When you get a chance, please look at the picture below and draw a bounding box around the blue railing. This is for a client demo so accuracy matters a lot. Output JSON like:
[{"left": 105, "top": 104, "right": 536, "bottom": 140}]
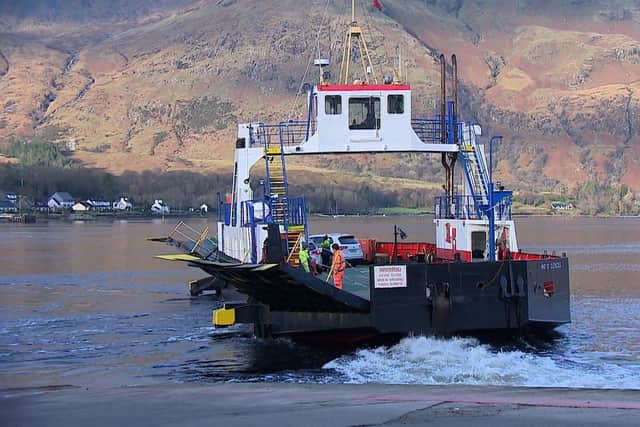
[
  {"left": 216, "top": 193, "right": 234, "bottom": 224},
  {"left": 287, "top": 196, "right": 306, "bottom": 226},
  {"left": 217, "top": 193, "right": 223, "bottom": 222},
  {"left": 460, "top": 122, "right": 490, "bottom": 200},
  {"left": 491, "top": 191, "right": 512, "bottom": 221},
  {"left": 249, "top": 120, "right": 313, "bottom": 148},
  {"left": 225, "top": 203, "right": 231, "bottom": 224},
  {"left": 434, "top": 192, "right": 512, "bottom": 221},
  {"left": 221, "top": 195, "right": 308, "bottom": 227}
]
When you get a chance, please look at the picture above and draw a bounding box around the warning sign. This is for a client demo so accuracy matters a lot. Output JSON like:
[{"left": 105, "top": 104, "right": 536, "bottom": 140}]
[{"left": 374, "top": 265, "right": 407, "bottom": 289}]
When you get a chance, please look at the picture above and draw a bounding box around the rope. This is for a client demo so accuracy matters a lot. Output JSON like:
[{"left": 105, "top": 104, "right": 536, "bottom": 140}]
[
  {"left": 287, "top": 0, "right": 332, "bottom": 120},
  {"left": 361, "top": 0, "right": 378, "bottom": 73}
]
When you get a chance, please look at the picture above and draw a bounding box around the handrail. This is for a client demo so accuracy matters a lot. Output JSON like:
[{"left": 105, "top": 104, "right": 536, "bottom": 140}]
[
  {"left": 248, "top": 116, "right": 466, "bottom": 147},
  {"left": 230, "top": 196, "right": 307, "bottom": 227},
  {"left": 434, "top": 193, "right": 512, "bottom": 221},
  {"left": 170, "top": 221, "right": 203, "bottom": 241},
  {"left": 249, "top": 120, "right": 312, "bottom": 148},
  {"left": 286, "top": 232, "right": 303, "bottom": 264},
  {"left": 191, "top": 226, "right": 209, "bottom": 253},
  {"left": 411, "top": 117, "right": 463, "bottom": 144},
  {"left": 168, "top": 221, "right": 216, "bottom": 257}
]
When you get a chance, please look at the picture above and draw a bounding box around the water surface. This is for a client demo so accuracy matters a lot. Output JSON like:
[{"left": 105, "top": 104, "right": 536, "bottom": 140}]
[{"left": 1, "top": 216, "right": 639, "bottom": 389}]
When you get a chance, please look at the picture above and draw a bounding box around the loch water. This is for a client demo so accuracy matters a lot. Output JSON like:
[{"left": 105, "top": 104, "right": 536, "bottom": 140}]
[{"left": 1, "top": 216, "right": 639, "bottom": 389}]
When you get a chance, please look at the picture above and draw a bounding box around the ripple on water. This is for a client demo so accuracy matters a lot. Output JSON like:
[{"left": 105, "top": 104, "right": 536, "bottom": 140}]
[{"left": 571, "top": 263, "right": 640, "bottom": 272}]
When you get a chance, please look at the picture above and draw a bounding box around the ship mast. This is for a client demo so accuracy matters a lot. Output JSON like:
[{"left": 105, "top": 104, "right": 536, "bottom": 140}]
[{"left": 338, "top": 0, "right": 377, "bottom": 85}]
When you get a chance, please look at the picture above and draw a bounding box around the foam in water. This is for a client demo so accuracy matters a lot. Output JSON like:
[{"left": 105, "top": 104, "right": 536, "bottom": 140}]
[{"left": 323, "top": 336, "right": 640, "bottom": 389}]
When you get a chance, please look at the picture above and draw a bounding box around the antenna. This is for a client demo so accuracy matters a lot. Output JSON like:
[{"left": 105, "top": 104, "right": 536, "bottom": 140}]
[
  {"left": 399, "top": 45, "right": 402, "bottom": 83},
  {"left": 393, "top": 45, "right": 403, "bottom": 84},
  {"left": 314, "top": 58, "right": 331, "bottom": 84}
]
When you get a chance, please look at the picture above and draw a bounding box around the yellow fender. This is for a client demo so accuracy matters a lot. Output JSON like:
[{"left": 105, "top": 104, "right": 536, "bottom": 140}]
[{"left": 212, "top": 307, "right": 235, "bottom": 327}]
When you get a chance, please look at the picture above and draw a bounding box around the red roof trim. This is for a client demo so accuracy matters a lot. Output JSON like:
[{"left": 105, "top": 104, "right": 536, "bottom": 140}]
[{"left": 318, "top": 84, "right": 411, "bottom": 91}]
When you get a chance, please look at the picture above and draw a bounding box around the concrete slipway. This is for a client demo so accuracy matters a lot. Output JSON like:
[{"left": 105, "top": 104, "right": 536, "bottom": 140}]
[{"left": 2, "top": 383, "right": 640, "bottom": 426}]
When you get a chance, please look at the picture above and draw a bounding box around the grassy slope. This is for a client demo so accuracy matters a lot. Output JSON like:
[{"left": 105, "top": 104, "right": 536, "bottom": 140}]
[{"left": 0, "top": 0, "right": 639, "bottom": 208}]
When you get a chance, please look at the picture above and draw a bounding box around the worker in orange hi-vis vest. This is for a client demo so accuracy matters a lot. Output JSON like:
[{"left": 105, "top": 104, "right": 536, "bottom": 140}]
[{"left": 330, "top": 243, "right": 346, "bottom": 290}]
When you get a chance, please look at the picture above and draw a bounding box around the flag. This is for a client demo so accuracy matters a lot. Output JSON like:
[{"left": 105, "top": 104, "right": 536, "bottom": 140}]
[{"left": 373, "top": 0, "right": 382, "bottom": 12}]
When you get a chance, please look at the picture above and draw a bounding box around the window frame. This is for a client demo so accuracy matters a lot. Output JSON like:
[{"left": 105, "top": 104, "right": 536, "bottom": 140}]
[
  {"left": 348, "top": 96, "right": 381, "bottom": 130},
  {"left": 324, "top": 95, "right": 342, "bottom": 115},
  {"left": 338, "top": 235, "right": 359, "bottom": 245},
  {"left": 387, "top": 94, "right": 404, "bottom": 114}
]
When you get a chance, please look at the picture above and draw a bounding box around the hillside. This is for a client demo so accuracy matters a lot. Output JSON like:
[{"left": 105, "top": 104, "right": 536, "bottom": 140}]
[{"left": 0, "top": 0, "right": 639, "bottom": 213}]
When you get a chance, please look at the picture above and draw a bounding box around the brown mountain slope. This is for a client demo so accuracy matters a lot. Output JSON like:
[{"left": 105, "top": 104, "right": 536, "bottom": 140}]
[{"left": 0, "top": 0, "right": 639, "bottom": 203}]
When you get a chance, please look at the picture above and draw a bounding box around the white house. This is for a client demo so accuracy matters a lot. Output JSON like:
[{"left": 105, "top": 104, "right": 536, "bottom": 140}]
[
  {"left": 113, "top": 197, "right": 133, "bottom": 211},
  {"left": 86, "top": 200, "right": 112, "bottom": 211},
  {"left": 151, "top": 199, "right": 170, "bottom": 214},
  {"left": 47, "top": 192, "right": 75, "bottom": 210},
  {"left": 72, "top": 201, "right": 91, "bottom": 212},
  {"left": 0, "top": 200, "right": 18, "bottom": 213},
  {"left": 4, "top": 192, "right": 17, "bottom": 203},
  {"left": 551, "top": 201, "right": 574, "bottom": 210}
]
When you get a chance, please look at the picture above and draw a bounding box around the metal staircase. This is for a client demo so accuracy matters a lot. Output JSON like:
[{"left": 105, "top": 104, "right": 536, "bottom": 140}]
[
  {"left": 264, "top": 129, "right": 306, "bottom": 266},
  {"left": 459, "top": 125, "right": 490, "bottom": 216},
  {"left": 284, "top": 225, "right": 305, "bottom": 267},
  {"left": 265, "top": 146, "right": 289, "bottom": 223}
]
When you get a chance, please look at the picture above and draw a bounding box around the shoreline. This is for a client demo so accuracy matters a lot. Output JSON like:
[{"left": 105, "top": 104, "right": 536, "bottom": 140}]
[
  {"left": 2, "top": 211, "right": 639, "bottom": 224},
  {"left": 3, "top": 382, "right": 639, "bottom": 426}
]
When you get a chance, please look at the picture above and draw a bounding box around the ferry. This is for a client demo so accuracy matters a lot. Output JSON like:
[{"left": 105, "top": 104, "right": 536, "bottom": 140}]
[{"left": 152, "top": 1, "right": 570, "bottom": 344}]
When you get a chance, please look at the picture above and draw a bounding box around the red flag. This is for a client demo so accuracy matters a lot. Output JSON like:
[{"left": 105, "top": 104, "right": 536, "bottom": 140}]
[{"left": 373, "top": 0, "right": 382, "bottom": 12}]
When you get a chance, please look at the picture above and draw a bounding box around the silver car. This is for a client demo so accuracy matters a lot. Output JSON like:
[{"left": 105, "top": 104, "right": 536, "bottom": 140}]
[{"left": 309, "top": 233, "right": 364, "bottom": 263}]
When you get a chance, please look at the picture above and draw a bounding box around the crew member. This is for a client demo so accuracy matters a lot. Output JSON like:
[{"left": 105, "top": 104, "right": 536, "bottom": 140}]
[
  {"left": 260, "top": 238, "right": 269, "bottom": 263},
  {"left": 320, "top": 235, "right": 332, "bottom": 268},
  {"left": 330, "top": 243, "right": 346, "bottom": 290},
  {"left": 497, "top": 229, "right": 509, "bottom": 260},
  {"left": 299, "top": 242, "right": 311, "bottom": 274}
]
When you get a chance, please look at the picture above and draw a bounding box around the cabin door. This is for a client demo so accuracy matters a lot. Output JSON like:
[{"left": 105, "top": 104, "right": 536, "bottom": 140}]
[
  {"left": 471, "top": 231, "right": 487, "bottom": 261},
  {"left": 348, "top": 96, "right": 381, "bottom": 141}
]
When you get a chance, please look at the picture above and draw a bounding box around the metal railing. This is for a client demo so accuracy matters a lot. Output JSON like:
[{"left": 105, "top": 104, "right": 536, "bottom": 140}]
[
  {"left": 169, "top": 221, "right": 215, "bottom": 255},
  {"left": 249, "top": 120, "right": 313, "bottom": 148},
  {"left": 411, "top": 117, "right": 464, "bottom": 144},
  {"left": 459, "top": 123, "right": 490, "bottom": 205},
  {"left": 247, "top": 117, "right": 466, "bottom": 147},
  {"left": 221, "top": 195, "right": 308, "bottom": 227},
  {"left": 434, "top": 193, "right": 512, "bottom": 221}
]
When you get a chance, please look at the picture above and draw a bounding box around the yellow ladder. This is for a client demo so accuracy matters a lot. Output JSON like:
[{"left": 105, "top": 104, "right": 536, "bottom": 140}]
[
  {"left": 284, "top": 224, "right": 305, "bottom": 266},
  {"left": 266, "top": 147, "right": 285, "bottom": 196},
  {"left": 266, "top": 147, "right": 288, "bottom": 222}
]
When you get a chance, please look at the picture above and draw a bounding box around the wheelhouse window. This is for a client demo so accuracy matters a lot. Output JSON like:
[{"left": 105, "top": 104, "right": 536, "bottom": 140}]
[
  {"left": 313, "top": 94, "right": 318, "bottom": 117},
  {"left": 387, "top": 94, "right": 404, "bottom": 114},
  {"left": 325, "top": 95, "right": 342, "bottom": 114},
  {"left": 349, "top": 97, "right": 380, "bottom": 129}
]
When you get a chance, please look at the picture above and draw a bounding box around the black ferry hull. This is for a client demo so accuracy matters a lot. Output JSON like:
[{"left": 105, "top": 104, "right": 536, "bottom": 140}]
[
  {"left": 369, "top": 257, "right": 570, "bottom": 337},
  {"left": 191, "top": 255, "right": 570, "bottom": 343}
]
